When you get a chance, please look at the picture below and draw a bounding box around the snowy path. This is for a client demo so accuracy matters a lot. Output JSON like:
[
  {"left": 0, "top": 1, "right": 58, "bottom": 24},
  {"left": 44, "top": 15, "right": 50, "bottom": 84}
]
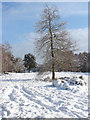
[{"left": 0, "top": 72, "right": 88, "bottom": 118}]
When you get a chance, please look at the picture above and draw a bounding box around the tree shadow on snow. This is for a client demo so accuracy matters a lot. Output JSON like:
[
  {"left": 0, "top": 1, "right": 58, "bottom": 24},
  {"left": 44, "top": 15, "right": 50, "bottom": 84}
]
[{"left": 44, "top": 85, "right": 54, "bottom": 87}]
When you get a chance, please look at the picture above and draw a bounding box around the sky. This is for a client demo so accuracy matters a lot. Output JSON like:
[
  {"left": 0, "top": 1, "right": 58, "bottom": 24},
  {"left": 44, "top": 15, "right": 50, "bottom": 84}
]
[{"left": 2, "top": 2, "right": 88, "bottom": 63}]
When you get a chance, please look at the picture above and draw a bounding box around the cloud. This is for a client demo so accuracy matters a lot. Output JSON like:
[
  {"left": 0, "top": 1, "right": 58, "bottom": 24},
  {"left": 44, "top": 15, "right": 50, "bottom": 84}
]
[
  {"left": 2, "top": 2, "right": 43, "bottom": 22},
  {"left": 62, "top": 9, "right": 87, "bottom": 17},
  {"left": 3, "top": 3, "right": 28, "bottom": 16},
  {"left": 59, "top": 3, "right": 88, "bottom": 17},
  {"left": 69, "top": 27, "right": 88, "bottom": 53},
  {"left": 12, "top": 32, "right": 41, "bottom": 62}
]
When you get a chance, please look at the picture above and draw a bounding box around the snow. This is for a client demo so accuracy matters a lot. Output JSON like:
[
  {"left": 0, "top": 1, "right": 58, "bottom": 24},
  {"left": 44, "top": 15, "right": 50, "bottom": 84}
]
[{"left": 0, "top": 72, "right": 88, "bottom": 118}]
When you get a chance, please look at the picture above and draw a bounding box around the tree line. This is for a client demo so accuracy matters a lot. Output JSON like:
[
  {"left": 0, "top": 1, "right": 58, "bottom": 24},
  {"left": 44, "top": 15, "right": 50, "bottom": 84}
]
[
  {"left": 0, "top": 43, "right": 89, "bottom": 73},
  {"left": 0, "top": 43, "right": 36, "bottom": 73}
]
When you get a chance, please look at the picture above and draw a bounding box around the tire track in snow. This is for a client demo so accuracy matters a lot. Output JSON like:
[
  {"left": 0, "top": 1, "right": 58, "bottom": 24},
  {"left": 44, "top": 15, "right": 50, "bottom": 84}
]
[
  {"left": 21, "top": 86, "right": 61, "bottom": 113},
  {"left": 20, "top": 85, "right": 88, "bottom": 118}
]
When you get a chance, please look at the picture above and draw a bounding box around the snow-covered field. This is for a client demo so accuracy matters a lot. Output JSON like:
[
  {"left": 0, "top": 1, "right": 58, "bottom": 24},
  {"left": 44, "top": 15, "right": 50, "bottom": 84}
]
[{"left": 0, "top": 72, "right": 88, "bottom": 118}]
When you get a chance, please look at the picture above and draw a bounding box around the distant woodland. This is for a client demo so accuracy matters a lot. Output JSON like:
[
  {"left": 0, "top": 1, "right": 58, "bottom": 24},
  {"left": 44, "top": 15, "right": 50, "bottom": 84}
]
[{"left": 0, "top": 43, "right": 89, "bottom": 73}]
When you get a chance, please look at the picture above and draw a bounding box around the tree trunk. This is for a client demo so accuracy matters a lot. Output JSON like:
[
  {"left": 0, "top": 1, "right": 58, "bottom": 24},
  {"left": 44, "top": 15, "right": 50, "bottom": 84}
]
[
  {"left": 52, "top": 61, "right": 55, "bottom": 80},
  {"left": 49, "top": 18, "right": 55, "bottom": 80},
  {"left": 29, "top": 67, "right": 30, "bottom": 73}
]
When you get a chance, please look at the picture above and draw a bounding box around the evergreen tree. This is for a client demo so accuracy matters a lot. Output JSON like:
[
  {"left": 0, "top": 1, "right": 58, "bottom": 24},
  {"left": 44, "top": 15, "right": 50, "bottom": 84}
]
[{"left": 24, "top": 53, "right": 36, "bottom": 72}]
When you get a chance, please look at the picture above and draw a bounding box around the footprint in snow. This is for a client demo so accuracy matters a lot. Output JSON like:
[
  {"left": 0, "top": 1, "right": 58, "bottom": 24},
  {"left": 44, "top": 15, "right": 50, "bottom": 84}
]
[
  {"left": 2, "top": 106, "right": 11, "bottom": 117},
  {"left": 14, "top": 85, "right": 19, "bottom": 89}
]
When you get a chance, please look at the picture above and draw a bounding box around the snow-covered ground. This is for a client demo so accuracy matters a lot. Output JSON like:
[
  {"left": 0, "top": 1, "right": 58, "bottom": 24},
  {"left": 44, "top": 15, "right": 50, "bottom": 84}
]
[{"left": 0, "top": 72, "right": 88, "bottom": 118}]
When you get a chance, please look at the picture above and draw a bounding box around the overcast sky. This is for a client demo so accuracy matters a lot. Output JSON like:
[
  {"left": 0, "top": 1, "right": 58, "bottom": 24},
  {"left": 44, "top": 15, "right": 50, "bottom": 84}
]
[{"left": 2, "top": 2, "right": 88, "bottom": 63}]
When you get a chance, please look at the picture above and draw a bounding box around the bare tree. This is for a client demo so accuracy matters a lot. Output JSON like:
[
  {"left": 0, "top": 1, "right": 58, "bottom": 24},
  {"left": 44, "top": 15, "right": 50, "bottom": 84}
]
[
  {"left": 13, "top": 57, "right": 25, "bottom": 73},
  {"left": 2, "top": 43, "right": 14, "bottom": 72},
  {"left": 0, "top": 44, "right": 2, "bottom": 73},
  {"left": 35, "top": 5, "right": 76, "bottom": 80}
]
